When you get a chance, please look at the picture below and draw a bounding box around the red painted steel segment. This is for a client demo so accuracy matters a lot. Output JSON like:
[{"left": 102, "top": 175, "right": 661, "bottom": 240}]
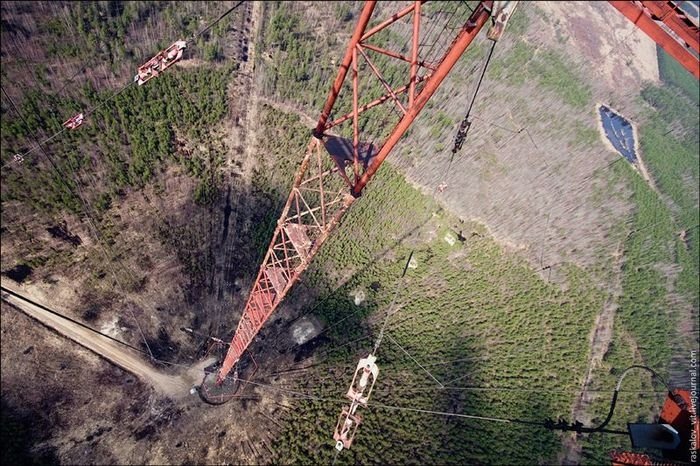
[
  {"left": 410, "top": 1, "right": 422, "bottom": 108},
  {"left": 218, "top": 1, "right": 493, "bottom": 382},
  {"left": 326, "top": 75, "right": 429, "bottom": 130},
  {"left": 609, "top": 1, "right": 699, "bottom": 79},
  {"left": 361, "top": 43, "right": 436, "bottom": 71},
  {"left": 314, "top": 1, "right": 377, "bottom": 138},
  {"left": 353, "top": 44, "right": 360, "bottom": 182},
  {"left": 644, "top": 1, "right": 699, "bottom": 52},
  {"left": 217, "top": 140, "right": 355, "bottom": 382},
  {"left": 217, "top": 142, "right": 313, "bottom": 381},
  {"left": 357, "top": 45, "right": 407, "bottom": 115},
  {"left": 351, "top": 2, "right": 493, "bottom": 196}
]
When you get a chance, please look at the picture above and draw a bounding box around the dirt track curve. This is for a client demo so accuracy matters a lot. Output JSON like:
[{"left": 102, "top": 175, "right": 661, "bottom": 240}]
[{"left": 0, "top": 280, "right": 212, "bottom": 399}]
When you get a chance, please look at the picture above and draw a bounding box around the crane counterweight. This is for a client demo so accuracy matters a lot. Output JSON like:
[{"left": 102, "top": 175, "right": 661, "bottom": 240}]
[
  {"left": 134, "top": 40, "right": 187, "bottom": 86},
  {"left": 333, "top": 354, "right": 379, "bottom": 451}
]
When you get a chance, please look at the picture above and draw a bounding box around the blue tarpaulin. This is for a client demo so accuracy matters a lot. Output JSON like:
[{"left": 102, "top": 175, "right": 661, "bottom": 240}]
[{"left": 598, "top": 105, "right": 637, "bottom": 163}]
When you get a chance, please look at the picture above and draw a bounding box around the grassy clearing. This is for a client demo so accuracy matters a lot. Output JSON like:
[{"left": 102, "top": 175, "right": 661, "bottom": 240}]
[
  {"left": 580, "top": 326, "right": 663, "bottom": 465},
  {"left": 657, "top": 46, "right": 700, "bottom": 106},
  {"left": 579, "top": 73, "right": 699, "bottom": 465},
  {"left": 270, "top": 170, "right": 603, "bottom": 464},
  {"left": 274, "top": 168, "right": 607, "bottom": 465},
  {"left": 637, "top": 121, "right": 699, "bottom": 306},
  {"left": 489, "top": 42, "right": 591, "bottom": 109},
  {"left": 636, "top": 84, "right": 699, "bottom": 307},
  {"left": 611, "top": 162, "right": 678, "bottom": 371},
  {"left": 251, "top": 105, "right": 606, "bottom": 464}
]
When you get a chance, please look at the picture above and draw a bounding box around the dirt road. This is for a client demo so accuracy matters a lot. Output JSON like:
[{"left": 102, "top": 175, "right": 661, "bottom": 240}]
[{"left": 0, "top": 280, "right": 206, "bottom": 399}]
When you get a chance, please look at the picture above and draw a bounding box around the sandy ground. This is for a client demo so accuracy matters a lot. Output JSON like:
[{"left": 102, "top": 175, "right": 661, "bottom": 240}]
[
  {"left": 536, "top": 1, "right": 659, "bottom": 91},
  {"left": 1, "top": 282, "right": 304, "bottom": 465},
  {"left": 1, "top": 279, "right": 193, "bottom": 398}
]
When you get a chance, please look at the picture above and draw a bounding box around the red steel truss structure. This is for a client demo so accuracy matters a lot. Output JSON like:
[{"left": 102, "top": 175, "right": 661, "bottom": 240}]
[
  {"left": 217, "top": 0, "right": 700, "bottom": 384},
  {"left": 217, "top": 0, "right": 496, "bottom": 382},
  {"left": 610, "top": 1, "right": 700, "bottom": 79}
]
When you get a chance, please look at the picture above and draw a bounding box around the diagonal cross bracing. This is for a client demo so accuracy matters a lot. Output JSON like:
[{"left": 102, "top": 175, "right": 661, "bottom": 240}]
[
  {"left": 218, "top": 1, "right": 494, "bottom": 383},
  {"left": 217, "top": 139, "right": 354, "bottom": 382}
]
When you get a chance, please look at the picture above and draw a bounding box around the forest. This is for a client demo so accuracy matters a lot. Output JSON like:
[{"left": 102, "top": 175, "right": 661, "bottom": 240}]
[
  {"left": 2, "top": 67, "right": 232, "bottom": 212},
  {"left": 255, "top": 106, "right": 605, "bottom": 464},
  {"left": 249, "top": 2, "right": 699, "bottom": 465}
]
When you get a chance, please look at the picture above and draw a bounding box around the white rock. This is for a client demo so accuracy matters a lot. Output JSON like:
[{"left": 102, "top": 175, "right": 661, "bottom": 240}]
[{"left": 352, "top": 290, "right": 366, "bottom": 306}]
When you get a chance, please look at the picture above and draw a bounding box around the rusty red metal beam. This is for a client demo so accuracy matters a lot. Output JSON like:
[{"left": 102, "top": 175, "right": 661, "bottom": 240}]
[
  {"left": 357, "top": 45, "right": 407, "bottom": 115},
  {"left": 218, "top": 0, "right": 492, "bottom": 384},
  {"left": 609, "top": 1, "right": 700, "bottom": 79},
  {"left": 314, "top": 1, "right": 377, "bottom": 138},
  {"left": 352, "top": 44, "right": 360, "bottom": 181},
  {"left": 361, "top": 43, "right": 436, "bottom": 72},
  {"left": 352, "top": 2, "right": 492, "bottom": 196},
  {"left": 325, "top": 75, "right": 428, "bottom": 130},
  {"left": 217, "top": 140, "right": 354, "bottom": 382},
  {"left": 410, "top": 2, "right": 422, "bottom": 107},
  {"left": 644, "top": 1, "right": 699, "bottom": 52}
]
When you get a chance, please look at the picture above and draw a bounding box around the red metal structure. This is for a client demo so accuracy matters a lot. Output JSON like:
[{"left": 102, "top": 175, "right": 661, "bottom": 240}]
[
  {"left": 217, "top": 0, "right": 498, "bottom": 383},
  {"left": 134, "top": 40, "right": 187, "bottom": 86},
  {"left": 611, "top": 389, "right": 700, "bottom": 465},
  {"left": 216, "top": 0, "right": 700, "bottom": 390},
  {"left": 610, "top": 1, "right": 700, "bottom": 79},
  {"left": 62, "top": 112, "right": 84, "bottom": 130}
]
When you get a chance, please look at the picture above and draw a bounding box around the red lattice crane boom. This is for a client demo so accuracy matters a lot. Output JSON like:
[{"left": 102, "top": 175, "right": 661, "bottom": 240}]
[
  {"left": 216, "top": 0, "right": 497, "bottom": 383},
  {"left": 216, "top": 0, "right": 700, "bottom": 387}
]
